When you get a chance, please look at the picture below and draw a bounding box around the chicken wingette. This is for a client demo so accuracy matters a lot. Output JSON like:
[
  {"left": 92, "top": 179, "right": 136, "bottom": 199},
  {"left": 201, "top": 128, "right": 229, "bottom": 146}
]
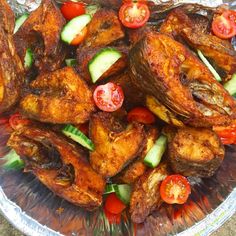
[
  {"left": 20, "top": 67, "right": 95, "bottom": 124},
  {"left": 129, "top": 32, "right": 236, "bottom": 127},
  {"left": 0, "top": 0, "right": 24, "bottom": 113},
  {"left": 8, "top": 125, "right": 105, "bottom": 210}
]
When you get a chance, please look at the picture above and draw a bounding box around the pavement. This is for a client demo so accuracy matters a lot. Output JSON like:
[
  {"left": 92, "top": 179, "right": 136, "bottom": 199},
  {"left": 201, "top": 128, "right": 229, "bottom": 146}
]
[{"left": 0, "top": 212, "right": 235, "bottom": 236}]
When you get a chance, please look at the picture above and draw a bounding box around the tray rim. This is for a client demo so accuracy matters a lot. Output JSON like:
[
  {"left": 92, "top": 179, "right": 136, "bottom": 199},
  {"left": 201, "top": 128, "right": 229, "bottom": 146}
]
[{"left": 0, "top": 185, "right": 236, "bottom": 236}]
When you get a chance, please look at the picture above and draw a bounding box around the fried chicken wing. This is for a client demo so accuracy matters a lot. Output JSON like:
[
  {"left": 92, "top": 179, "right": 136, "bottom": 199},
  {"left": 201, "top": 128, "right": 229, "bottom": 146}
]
[
  {"left": 0, "top": 0, "right": 24, "bottom": 113},
  {"left": 114, "top": 127, "right": 159, "bottom": 184},
  {"left": 20, "top": 67, "right": 95, "bottom": 124},
  {"left": 14, "top": 0, "right": 66, "bottom": 73},
  {"left": 8, "top": 125, "right": 105, "bottom": 210},
  {"left": 89, "top": 112, "right": 145, "bottom": 178},
  {"left": 160, "top": 9, "right": 236, "bottom": 81},
  {"left": 129, "top": 32, "right": 236, "bottom": 127},
  {"left": 130, "top": 163, "right": 170, "bottom": 223},
  {"left": 164, "top": 126, "right": 225, "bottom": 177}
]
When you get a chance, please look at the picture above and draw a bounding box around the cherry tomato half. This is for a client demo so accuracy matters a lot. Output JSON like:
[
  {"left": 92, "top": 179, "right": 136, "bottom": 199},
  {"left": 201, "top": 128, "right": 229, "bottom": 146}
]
[
  {"left": 212, "top": 14, "right": 236, "bottom": 39},
  {"left": 105, "top": 193, "right": 126, "bottom": 214},
  {"left": 61, "top": 1, "right": 85, "bottom": 20},
  {"left": 70, "top": 26, "right": 87, "bottom": 46},
  {"left": 9, "top": 113, "right": 31, "bottom": 130},
  {"left": 127, "top": 107, "right": 155, "bottom": 124},
  {"left": 160, "top": 174, "right": 191, "bottom": 205},
  {"left": 222, "top": 10, "right": 236, "bottom": 29},
  {"left": 119, "top": 2, "right": 150, "bottom": 29},
  {"left": 104, "top": 207, "right": 121, "bottom": 225},
  {"left": 93, "top": 82, "right": 124, "bottom": 112}
]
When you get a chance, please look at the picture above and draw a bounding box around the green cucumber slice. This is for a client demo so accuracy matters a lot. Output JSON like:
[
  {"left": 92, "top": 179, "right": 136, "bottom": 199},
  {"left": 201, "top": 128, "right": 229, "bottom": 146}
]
[
  {"left": 114, "top": 184, "right": 131, "bottom": 204},
  {"left": 144, "top": 135, "right": 167, "bottom": 168},
  {"left": 2, "top": 149, "right": 24, "bottom": 171},
  {"left": 65, "top": 59, "right": 77, "bottom": 67},
  {"left": 61, "top": 14, "right": 91, "bottom": 44},
  {"left": 104, "top": 184, "right": 117, "bottom": 194},
  {"left": 24, "top": 48, "right": 34, "bottom": 69},
  {"left": 88, "top": 48, "right": 122, "bottom": 83},
  {"left": 62, "top": 124, "right": 95, "bottom": 151},
  {"left": 14, "top": 14, "right": 29, "bottom": 34},
  {"left": 197, "top": 49, "right": 222, "bottom": 82},
  {"left": 224, "top": 74, "right": 236, "bottom": 96}
]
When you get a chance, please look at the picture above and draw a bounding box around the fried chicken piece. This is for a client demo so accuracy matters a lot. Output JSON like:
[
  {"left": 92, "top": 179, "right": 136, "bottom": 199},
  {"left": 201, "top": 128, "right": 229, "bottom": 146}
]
[
  {"left": 129, "top": 32, "right": 236, "bottom": 127},
  {"left": 20, "top": 67, "right": 95, "bottom": 124},
  {"left": 130, "top": 163, "right": 170, "bottom": 223},
  {"left": 114, "top": 127, "right": 159, "bottom": 184},
  {"left": 89, "top": 112, "right": 145, "bottom": 178},
  {"left": 14, "top": 0, "right": 66, "bottom": 73},
  {"left": 8, "top": 125, "right": 105, "bottom": 210},
  {"left": 0, "top": 0, "right": 24, "bottom": 113},
  {"left": 160, "top": 9, "right": 236, "bottom": 81},
  {"left": 81, "top": 8, "right": 124, "bottom": 48},
  {"left": 165, "top": 126, "right": 225, "bottom": 177}
]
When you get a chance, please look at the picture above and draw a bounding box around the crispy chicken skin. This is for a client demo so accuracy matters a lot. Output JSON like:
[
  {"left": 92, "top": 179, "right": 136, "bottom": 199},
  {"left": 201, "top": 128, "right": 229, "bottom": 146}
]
[
  {"left": 8, "top": 125, "right": 105, "bottom": 210},
  {"left": 81, "top": 8, "right": 124, "bottom": 48},
  {"left": 114, "top": 127, "right": 159, "bottom": 184},
  {"left": 160, "top": 9, "right": 236, "bottom": 81},
  {"left": 130, "top": 163, "right": 170, "bottom": 223},
  {"left": 0, "top": 0, "right": 24, "bottom": 113},
  {"left": 129, "top": 32, "right": 236, "bottom": 127},
  {"left": 165, "top": 126, "right": 225, "bottom": 177},
  {"left": 20, "top": 67, "right": 95, "bottom": 124},
  {"left": 89, "top": 112, "right": 145, "bottom": 178},
  {"left": 14, "top": 0, "right": 66, "bottom": 73}
]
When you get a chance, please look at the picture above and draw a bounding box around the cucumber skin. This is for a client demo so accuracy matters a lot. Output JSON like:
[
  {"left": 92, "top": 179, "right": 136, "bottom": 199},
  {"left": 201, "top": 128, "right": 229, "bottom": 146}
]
[
  {"left": 14, "top": 14, "right": 29, "bottom": 34},
  {"left": 65, "top": 59, "right": 77, "bottom": 67},
  {"left": 88, "top": 48, "right": 122, "bottom": 83},
  {"left": 104, "top": 184, "right": 117, "bottom": 194},
  {"left": 3, "top": 150, "right": 24, "bottom": 171},
  {"left": 114, "top": 184, "right": 131, "bottom": 205},
  {"left": 24, "top": 48, "right": 34, "bottom": 69}
]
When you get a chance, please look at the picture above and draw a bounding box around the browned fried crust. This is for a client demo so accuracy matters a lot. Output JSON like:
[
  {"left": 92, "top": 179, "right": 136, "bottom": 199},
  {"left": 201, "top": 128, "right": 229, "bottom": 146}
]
[
  {"left": 14, "top": 0, "right": 66, "bottom": 73},
  {"left": 114, "top": 127, "right": 159, "bottom": 184},
  {"left": 89, "top": 112, "right": 145, "bottom": 178},
  {"left": 8, "top": 125, "right": 105, "bottom": 210},
  {"left": 20, "top": 67, "right": 95, "bottom": 124},
  {"left": 160, "top": 9, "right": 236, "bottom": 81},
  {"left": 129, "top": 32, "right": 236, "bottom": 127},
  {"left": 0, "top": 0, "right": 24, "bottom": 113},
  {"left": 130, "top": 163, "right": 170, "bottom": 223},
  {"left": 167, "top": 126, "right": 225, "bottom": 177}
]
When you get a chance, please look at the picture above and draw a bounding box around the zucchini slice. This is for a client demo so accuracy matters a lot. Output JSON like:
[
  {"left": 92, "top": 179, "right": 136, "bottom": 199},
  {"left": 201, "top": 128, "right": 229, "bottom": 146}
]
[
  {"left": 144, "top": 135, "right": 167, "bottom": 168},
  {"left": 114, "top": 184, "right": 131, "bottom": 204},
  {"left": 65, "top": 58, "right": 77, "bottom": 67},
  {"left": 197, "top": 49, "right": 222, "bottom": 82},
  {"left": 61, "top": 14, "right": 91, "bottom": 44},
  {"left": 88, "top": 48, "right": 122, "bottom": 83},
  {"left": 62, "top": 124, "right": 95, "bottom": 151},
  {"left": 14, "top": 14, "right": 29, "bottom": 34},
  {"left": 224, "top": 73, "right": 236, "bottom": 96},
  {"left": 24, "top": 48, "right": 34, "bottom": 69}
]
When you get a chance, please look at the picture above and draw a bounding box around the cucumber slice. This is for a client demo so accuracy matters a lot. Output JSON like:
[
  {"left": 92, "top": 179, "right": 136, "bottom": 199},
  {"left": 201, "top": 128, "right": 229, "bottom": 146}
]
[
  {"left": 197, "top": 49, "right": 222, "bottom": 82},
  {"left": 86, "top": 4, "right": 100, "bottom": 16},
  {"left": 14, "top": 14, "right": 29, "bottom": 34},
  {"left": 61, "top": 14, "right": 91, "bottom": 44},
  {"left": 104, "top": 184, "right": 117, "bottom": 194},
  {"left": 24, "top": 48, "right": 34, "bottom": 69},
  {"left": 88, "top": 48, "right": 122, "bottom": 83},
  {"left": 62, "top": 124, "right": 95, "bottom": 151},
  {"left": 2, "top": 149, "right": 24, "bottom": 171},
  {"left": 144, "top": 135, "right": 167, "bottom": 168},
  {"left": 224, "top": 74, "right": 236, "bottom": 96},
  {"left": 65, "top": 59, "right": 77, "bottom": 67},
  {"left": 114, "top": 184, "right": 131, "bottom": 204}
]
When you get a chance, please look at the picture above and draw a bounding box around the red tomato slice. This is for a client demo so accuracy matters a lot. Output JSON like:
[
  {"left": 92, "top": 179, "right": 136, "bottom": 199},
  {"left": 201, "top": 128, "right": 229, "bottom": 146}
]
[
  {"left": 223, "top": 10, "right": 236, "bottom": 29},
  {"left": 9, "top": 113, "right": 31, "bottom": 130},
  {"left": 127, "top": 107, "right": 155, "bottom": 124},
  {"left": 70, "top": 27, "right": 87, "bottom": 46},
  {"left": 119, "top": 2, "right": 150, "bottom": 29},
  {"left": 105, "top": 193, "right": 126, "bottom": 214},
  {"left": 212, "top": 15, "right": 236, "bottom": 39},
  {"left": 104, "top": 207, "right": 121, "bottom": 225},
  {"left": 61, "top": 1, "right": 85, "bottom": 20},
  {"left": 93, "top": 82, "right": 124, "bottom": 112},
  {"left": 160, "top": 174, "right": 191, "bottom": 205}
]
